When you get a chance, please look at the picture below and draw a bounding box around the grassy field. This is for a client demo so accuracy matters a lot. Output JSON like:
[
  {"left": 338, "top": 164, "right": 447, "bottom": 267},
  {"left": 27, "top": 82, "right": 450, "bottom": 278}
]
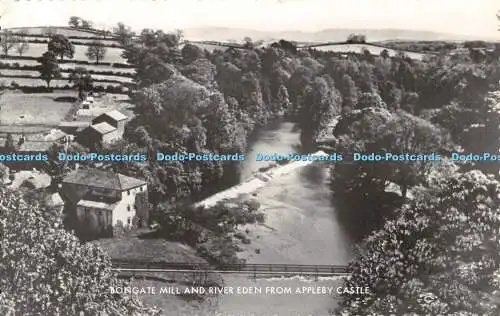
[
  {"left": 14, "top": 35, "right": 121, "bottom": 46},
  {"left": 0, "top": 60, "right": 135, "bottom": 74},
  {"left": 0, "top": 59, "right": 39, "bottom": 66},
  {"left": 303, "top": 43, "right": 430, "bottom": 60},
  {"left": 0, "top": 69, "right": 134, "bottom": 83},
  {"left": 0, "top": 77, "right": 123, "bottom": 88},
  {"left": 7, "top": 26, "right": 113, "bottom": 38},
  {"left": 6, "top": 42, "right": 126, "bottom": 64},
  {"left": 58, "top": 63, "right": 135, "bottom": 74},
  {"left": 0, "top": 90, "right": 76, "bottom": 125}
]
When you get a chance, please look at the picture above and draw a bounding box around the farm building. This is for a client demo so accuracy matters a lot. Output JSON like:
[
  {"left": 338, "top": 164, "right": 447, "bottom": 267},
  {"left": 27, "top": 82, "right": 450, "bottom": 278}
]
[
  {"left": 91, "top": 110, "right": 128, "bottom": 136},
  {"left": 77, "top": 110, "right": 128, "bottom": 148},
  {"left": 60, "top": 167, "right": 149, "bottom": 237}
]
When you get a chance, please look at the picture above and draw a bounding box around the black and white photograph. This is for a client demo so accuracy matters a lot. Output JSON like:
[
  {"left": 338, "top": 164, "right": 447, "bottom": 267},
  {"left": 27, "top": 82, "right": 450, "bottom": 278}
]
[{"left": 0, "top": 0, "right": 500, "bottom": 315}]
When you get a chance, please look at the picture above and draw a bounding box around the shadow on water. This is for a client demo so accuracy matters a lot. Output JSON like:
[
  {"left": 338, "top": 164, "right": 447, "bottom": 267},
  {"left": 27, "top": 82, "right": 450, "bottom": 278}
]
[{"left": 330, "top": 190, "right": 404, "bottom": 242}]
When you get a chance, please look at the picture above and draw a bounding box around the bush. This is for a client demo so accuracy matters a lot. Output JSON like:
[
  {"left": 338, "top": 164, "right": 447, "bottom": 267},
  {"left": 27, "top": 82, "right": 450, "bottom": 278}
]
[
  {"left": 112, "top": 62, "right": 134, "bottom": 68},
  {"left": 0, "top": 188, "right": 159, "bottom": 315},
  {"left": 20, "top": 86, "right": 54, "bottom": 93}
]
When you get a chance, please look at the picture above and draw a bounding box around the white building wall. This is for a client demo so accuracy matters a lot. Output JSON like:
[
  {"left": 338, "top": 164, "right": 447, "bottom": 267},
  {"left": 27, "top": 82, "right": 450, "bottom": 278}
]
[
  {"left": 102, "top": 130, "right": 121, "bottom": 144},
  {"left": 112, "top": 185, "right": 147, "bottom": 227}
]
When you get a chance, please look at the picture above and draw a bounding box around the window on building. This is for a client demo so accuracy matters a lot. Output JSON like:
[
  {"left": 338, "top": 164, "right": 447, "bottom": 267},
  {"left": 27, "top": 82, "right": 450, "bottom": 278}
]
[
  {"left": 140, "top": 186, "right": 143, "bottom": 192},
  {"left": 127, "top": 205, "right": 131, "bottom": 212},
  {"left": 127, "top": 190, "right": 130, "bottom": 196},
  {"left": 127, "top": 217, "right": 131, "bottom": 225}
]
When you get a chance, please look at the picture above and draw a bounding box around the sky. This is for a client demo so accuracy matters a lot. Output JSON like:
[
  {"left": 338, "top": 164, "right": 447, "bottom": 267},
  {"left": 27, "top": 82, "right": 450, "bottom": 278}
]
[{"left": 0, "top": 0, "right": 499, "bottom": 38}]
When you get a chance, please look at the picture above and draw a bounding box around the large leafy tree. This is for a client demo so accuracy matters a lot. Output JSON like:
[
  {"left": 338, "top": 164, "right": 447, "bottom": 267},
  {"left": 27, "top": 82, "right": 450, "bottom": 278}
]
[
  {"left": 0, "top": 188, "right": 159, "bottom": 315},
  {"left": 372, "top": 111, "right": 451, "bottom": 198},
  {"left": 337, "top": 170, "right": 500, "bottom": 316},
  {"left": 85, "top": 40, "right": 107, "bottom": 64},
  {"left": 69, "top": 67, "right": 93, "bottom": 100},
  {"left": 1, "top": 31, "right": 17, "bottom": 56},
  {"left": 113, "top": 22, "right": 135, "bottom": 45},
  {"left": 299, "top": 75, "right": 341, "bottom": 149},
  {"left": 48, "top": 34, "right": 75, "bottom": 61},
  {"left": 37, "top": 51, "right": 61, "bottom": 88},
  {"left": 68, "top": 16, "right": 81, "bottom": 28}
]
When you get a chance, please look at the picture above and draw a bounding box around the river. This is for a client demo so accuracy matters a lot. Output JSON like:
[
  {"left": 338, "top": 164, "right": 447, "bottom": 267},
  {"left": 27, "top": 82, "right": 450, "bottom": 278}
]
[{"left": 212, "top": 120, "right": 354, "bottom": 316}]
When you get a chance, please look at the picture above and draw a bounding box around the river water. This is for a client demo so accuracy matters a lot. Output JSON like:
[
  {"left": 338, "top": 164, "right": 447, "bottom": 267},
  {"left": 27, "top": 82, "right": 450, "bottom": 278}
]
[{"left": 212, "top": 120, "right": 354, "bottom": 316}]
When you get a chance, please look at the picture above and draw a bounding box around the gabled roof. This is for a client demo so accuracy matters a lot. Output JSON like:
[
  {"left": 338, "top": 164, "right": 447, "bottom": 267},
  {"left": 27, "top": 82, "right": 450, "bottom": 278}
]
[
  {"left": 98, "top": 110, "right": 128, "bottom": 122},
  {"left": 77, "top": 199, "right": 118, "bottom": 210},
  {"left": 62, "top": 168, "right": 147, "bottom": 191},
  {"left": 90, "top": 122, "right": 116, "bottom": 135}
]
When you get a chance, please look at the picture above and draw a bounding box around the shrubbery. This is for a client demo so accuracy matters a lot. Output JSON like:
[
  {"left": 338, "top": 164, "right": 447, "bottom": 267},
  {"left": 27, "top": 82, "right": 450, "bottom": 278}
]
[
  {"left": 0, "top": 62, "right": 134, "bottom": 77},
  {"left": 0, "top": 82, "right": 127, "bottom": 94},
  {"left": 153, "top": 200, "right": 263, "bottom": 266},
  {"left": 0, "top": 188, "right": 159, "bottom": 315},
  {"left": 0, "top": 56, "right": 134, "bottom": 68}
]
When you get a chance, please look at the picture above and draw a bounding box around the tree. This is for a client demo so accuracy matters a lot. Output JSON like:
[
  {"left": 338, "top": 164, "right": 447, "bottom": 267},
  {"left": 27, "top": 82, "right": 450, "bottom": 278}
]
[
  {"left": 85, "top": 41, "right": 107, "bottom": 64},
  {"left": 380, "top": 49, "right": 390, "bottom": 59},
  {"left": 1, "top": 31, "right": 16, "bottom": 56},
  {"left": 15, "top": 41, "right": 29, "bottom": 56},
  {"left": 373, "top": 111, "right": 451, "bottom": 198},
  {"left": 0, "top": 188, "right": 160, "bottom": 315},
  {"left": 357, "top": 91, "right": 387, "bottom": 109},
  {"left": 48, "top": 35, "right": 74, "bottom": 61},
  {"left": 347, "top": 33, "right": 367, "bottom": 43},
  {"left": 337, "top": 170, "right": 500, "bottom": 316},
  {"left": 181, "top": 58, "right": 217, "bottom": 89},
  {"left": 276, "top": 84, "right": 291, "bottom": 112},
  {"left": 181, "top": 43, "right": 206, "bottom": 64},
  {"left": 3, "top": 133, "right": 15, "bottom": 151},
  {"left": 37, "top": 51, "right": 61, "bottom": 88},
  {"left": 69, "top": 67, "right": 93, "bottom": 100},
  {"left": 113, "top": 22, "right": 135, "bottom": 45},
  {"left": 338, "top": 74, "right": 359, "bottom": 111},
  {"left": 299, "top": 76, "right": 341, "bottom": 148},
  {"left": 243, "top": 37, "right": 254, "bottom": 48},
  {"left": 0, "top": 163, "right": 7, "bottom": 184},
  {"left": 80, "top": 19, "right": 93, "bottom": 29},
  {"left": 68, "top": 16, "right": 81, "bottom": 28}
]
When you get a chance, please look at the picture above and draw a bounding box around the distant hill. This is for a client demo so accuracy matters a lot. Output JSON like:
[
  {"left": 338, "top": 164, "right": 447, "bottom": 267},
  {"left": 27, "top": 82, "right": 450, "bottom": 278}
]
[
  {"left": 5, "top": 26, "right": 115, "bottom": 39},
  {"left": 182, "top": 27, "right": 498, "bottom": 43}
]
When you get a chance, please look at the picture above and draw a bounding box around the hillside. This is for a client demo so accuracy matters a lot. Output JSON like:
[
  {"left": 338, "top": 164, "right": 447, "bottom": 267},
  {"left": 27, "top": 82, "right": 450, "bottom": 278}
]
[
  {"left": 182, "top": 27, "right": 496, "bottom": 43},
  {"left": 6, "top": 26, "right": 115, "bottom": 39},
  {"left": 0, "top": 26, "right": 131, "bottom": 92}
]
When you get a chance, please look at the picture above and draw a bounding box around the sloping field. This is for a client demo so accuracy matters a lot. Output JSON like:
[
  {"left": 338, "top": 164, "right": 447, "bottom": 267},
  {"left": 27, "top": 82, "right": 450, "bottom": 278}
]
[
  {"left": 12, "top": 42, "right": 126, "bottom": 64},
  {"left": 58, "top": 63, "right": 135, "bottom": 74},
  {"left": 0, "top": 59, "right": 39, "bottom": 66},
  {"left": 0, "top": 60, "right": 135, "bottom": 73},
  {"left": 303, "top": 43, "right": 429, "bottom": 60},
  {"left": 183, "top": 42, "right": 242, "bottom": 52},
  {"left": 14, "top": 35, "right": 121, "bottom": 46},
  {"left": 0, "top": 90, "right": 75, "bottom": 125},
  {"left": 0, "top": 69, "right": 133, "bottom": 83},
  {"left": 0, "top": 78, "right": 122, "bottom": 88},
  {"left": 6, "top": 26, "right": 112, "bottom": 38}
]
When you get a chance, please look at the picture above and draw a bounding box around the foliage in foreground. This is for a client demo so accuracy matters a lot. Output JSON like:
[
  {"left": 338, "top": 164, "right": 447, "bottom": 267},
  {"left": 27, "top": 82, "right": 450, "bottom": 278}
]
[
  {"left": 154, "top": 200, "right": 263, "bottom": 266},
  {"left": 0, "top": 188, "right": 159, "bottom": 315},
  {"left": 337, "top": 170, "right": 500, "bottom": 316}
]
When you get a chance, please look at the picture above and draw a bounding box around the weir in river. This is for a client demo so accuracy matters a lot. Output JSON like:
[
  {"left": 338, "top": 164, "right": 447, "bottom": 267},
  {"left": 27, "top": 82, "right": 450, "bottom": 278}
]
[{"left": 195, "top": 150, "right": 330, "bottom": 208}]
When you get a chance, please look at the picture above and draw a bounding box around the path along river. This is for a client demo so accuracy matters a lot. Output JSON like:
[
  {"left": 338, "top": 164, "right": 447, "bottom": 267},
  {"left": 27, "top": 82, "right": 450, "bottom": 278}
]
[{"left": 211, "top": 120, "right": 355, "bottom": 316}]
